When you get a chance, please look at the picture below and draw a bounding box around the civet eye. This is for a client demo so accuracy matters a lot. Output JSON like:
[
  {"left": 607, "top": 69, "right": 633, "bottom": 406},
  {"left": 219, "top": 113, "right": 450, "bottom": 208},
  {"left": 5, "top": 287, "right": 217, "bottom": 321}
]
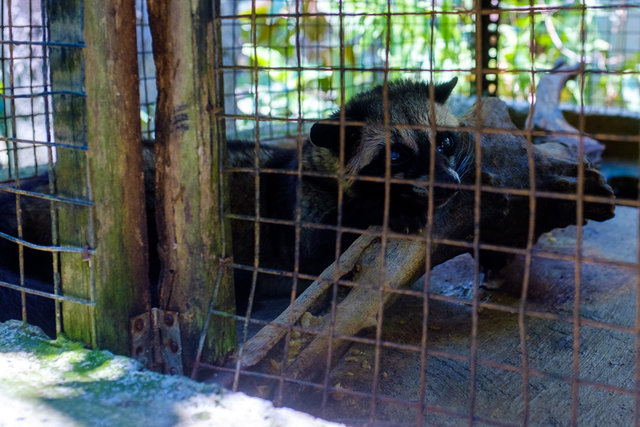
[
  {"left": 391, "top": 151, "right": 401, "bottom": 162},
  {"left": 436, "top": 133, "right": 455, "bottom": 155}
]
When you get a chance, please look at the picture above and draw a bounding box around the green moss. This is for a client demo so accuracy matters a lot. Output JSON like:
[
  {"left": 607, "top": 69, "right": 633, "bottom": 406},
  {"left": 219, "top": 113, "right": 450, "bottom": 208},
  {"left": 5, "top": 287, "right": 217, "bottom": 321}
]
[
  {"left": 34, "top": 334, "right": 86, "bottom": 356},
  {"left": 0, "top": 320, "right": 335, "bottom": 427},
  {"left": 71, "top": 349, "right": 114, "bottom": 374}
]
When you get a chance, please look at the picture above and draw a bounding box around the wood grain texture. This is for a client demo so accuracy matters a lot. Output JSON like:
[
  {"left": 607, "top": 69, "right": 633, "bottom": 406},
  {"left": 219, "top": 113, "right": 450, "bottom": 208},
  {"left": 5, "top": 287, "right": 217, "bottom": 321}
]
[
  {"left": 49, "top": 0, "right": 150, "bottom": 351},
  {"left": 148, "top": 0, "right": 236, "bottom": 369}
]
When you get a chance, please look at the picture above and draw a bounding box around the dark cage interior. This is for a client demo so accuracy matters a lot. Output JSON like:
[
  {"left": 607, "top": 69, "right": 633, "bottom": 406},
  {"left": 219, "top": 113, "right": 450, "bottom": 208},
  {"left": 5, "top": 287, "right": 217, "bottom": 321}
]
[{"left": 1, "top": 0, "right": 640, "bottom": 425}]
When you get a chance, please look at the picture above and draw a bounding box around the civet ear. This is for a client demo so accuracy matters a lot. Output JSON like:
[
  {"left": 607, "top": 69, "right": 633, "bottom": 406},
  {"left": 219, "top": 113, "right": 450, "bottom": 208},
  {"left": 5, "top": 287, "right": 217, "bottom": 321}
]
[
  {"left": 309, "top": 117, "right": 362, "bottom": 155},
  {"left": 433, "top": 77, "right": 458, "bottom": 104}
]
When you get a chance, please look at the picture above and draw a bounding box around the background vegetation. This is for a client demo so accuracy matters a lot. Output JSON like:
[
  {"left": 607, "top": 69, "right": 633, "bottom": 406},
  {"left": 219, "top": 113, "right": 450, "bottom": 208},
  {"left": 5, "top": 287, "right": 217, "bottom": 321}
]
[{"left": 223, "top": 0, "right": 640, "bottom": 135}]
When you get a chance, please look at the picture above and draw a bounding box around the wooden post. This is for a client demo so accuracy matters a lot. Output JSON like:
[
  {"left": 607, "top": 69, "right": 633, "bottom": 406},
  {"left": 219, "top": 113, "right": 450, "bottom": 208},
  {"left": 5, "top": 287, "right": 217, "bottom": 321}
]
[
  {"left": 49, "top": 0, "right": 151, "bottom": 353},
  {"left": 147, "top": 0, "right": 237, "bottom": 370}
]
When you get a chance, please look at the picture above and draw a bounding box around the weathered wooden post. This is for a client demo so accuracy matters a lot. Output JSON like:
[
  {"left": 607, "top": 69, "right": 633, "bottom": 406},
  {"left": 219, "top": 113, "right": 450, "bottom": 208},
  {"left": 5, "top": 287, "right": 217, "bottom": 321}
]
[
  {"left": 49, "top": 0, "right": 151, "bottom": 353},
  {"left": 147, "top": 0, "right": 237, "bottom": 370}
]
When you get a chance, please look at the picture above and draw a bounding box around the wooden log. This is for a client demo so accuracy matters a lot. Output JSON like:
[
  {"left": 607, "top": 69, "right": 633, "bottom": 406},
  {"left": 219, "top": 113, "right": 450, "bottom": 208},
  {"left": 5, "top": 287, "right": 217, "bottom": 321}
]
[
  {"left": 285, "top": 235, "right": 428, "bottom": 382},
  {"left": 238, "top": 232, "right": 380, "bottom": 368},
  {"left": 147, "top": 0, "right": 236, "bottom": 370},
  {"left": 527, "top": 60, "right": 605, "bottom": 164}
]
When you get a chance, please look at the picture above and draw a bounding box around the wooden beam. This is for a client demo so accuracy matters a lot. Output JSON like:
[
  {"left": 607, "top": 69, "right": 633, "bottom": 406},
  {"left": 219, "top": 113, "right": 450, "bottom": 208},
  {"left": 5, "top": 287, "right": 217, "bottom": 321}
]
[
  {"left": 50, "top": 0, "right": 151, "bottom": 352},
  {"left": 147, "top": 0, "right": 236, "bottom": 370}
]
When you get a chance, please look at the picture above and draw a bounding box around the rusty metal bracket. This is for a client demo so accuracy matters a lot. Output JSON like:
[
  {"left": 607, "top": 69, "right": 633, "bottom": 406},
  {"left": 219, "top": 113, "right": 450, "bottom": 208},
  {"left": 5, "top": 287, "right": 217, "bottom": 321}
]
[
  {"left": 130, "top": 308, "right": 183, "bottom": 375},
  {"left": 130, "top": 312, "right": 153, "bottom": 369},
  {"left": 153, "top": 308, "right": 183, "bottom": 375}
]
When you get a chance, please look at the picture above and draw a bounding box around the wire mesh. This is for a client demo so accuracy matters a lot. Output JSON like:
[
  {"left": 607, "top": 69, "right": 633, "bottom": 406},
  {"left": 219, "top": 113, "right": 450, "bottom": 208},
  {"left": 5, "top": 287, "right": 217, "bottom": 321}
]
[
  {"left": 136, "top": 0, "right": 155, "bottom": 142},
  {"left": 191, "top": 0, "right": 640, "bottom": 425},
  {"left": 0, "top": 0, "right": 92, "bottom": 338},
  {"left": 0, "top": 0, "right": 639, "bottom": 425}
]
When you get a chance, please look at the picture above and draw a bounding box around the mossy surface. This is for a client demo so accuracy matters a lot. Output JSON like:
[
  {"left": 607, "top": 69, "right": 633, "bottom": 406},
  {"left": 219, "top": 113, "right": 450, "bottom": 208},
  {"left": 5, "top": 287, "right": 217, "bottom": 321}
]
[{"left": 0, "top": 320, "right": 340, "bottom": 426}]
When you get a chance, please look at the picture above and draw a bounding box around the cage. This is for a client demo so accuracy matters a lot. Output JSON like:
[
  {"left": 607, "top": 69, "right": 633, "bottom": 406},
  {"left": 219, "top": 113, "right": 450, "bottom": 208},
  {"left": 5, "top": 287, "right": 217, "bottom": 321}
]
[
  {"left": 0, "top": 0, "right": 639, "bottom": 425},
  {"left": 0, "top": 0, "right": 92, "bottom": 339},
  {"left": 0, "top": 0, "right": 151, "bottom": 353}
]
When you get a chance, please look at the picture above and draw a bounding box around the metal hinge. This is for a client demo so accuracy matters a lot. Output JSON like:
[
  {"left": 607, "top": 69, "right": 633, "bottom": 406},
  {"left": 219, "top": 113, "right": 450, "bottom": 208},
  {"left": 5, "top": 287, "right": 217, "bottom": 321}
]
[{"left": 130, "top": 308, "right": 183, "bottom": 375}]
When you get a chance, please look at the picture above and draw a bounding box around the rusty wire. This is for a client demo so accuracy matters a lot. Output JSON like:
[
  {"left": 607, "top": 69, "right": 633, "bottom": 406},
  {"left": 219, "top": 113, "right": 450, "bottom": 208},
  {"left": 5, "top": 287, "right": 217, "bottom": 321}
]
[
  {"left": 195, "top": 0, "right": 640, "bottom": 425},
  {"left": 217, "top": 4, "right": 640, "bottom": 20},
  {"left": 0, "top": 0, "right": 96, "bottom": 338},
  {"left": 274, "top": 0, "right": 305, "bottom": 407},
  {"left": 1, "top": 0, "right": 639, "bottom": 424}
]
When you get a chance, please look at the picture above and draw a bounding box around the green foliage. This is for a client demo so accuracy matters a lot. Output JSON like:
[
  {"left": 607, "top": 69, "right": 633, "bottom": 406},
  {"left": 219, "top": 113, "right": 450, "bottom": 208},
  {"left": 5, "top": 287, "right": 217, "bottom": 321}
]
[
  {"left": 230, "top": 0, "right": 639, "bottom": 132},
  {"left": 497, "top": 0, "right": 640, "bottom": 108}
]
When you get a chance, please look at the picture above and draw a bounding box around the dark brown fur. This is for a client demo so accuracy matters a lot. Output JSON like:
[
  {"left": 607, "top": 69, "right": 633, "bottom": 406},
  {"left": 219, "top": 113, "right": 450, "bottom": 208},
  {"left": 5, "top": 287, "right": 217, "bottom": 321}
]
[{"left": 228, "top": 80, "right": 469, "bottom": 305}]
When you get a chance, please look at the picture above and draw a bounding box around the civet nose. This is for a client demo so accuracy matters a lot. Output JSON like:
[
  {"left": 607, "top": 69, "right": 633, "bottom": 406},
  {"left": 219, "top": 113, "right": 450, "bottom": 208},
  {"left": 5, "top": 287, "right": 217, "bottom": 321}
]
[{"left": 412, "top": 168, "right": 460, "bottom": 206}]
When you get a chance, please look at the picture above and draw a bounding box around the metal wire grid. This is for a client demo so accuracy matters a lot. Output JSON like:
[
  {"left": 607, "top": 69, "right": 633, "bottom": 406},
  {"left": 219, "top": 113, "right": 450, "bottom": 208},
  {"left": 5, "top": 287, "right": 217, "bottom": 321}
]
[
  {"left": 0, "top": 0, "right": 95, "bottom": 338},
  {"left": 497, "top": 6, "right": 640, "bottom": 114},
  {"left": 191, "top": 0, "right": 640, "bottom": 425},
  {"left": 136, "top": 0, "right": 156, "bottom": 142},
  {"left": 221, "top": 2, "right": 640, "bottom": 115},
  {"left": 1, "top": 1, "right": 49, "bottom": 180},
  {"left": 0, "top": 0, "right": 638, "bottom": 424},
  {"left": 0, "top": 0, "right": 159, "bottom": 340}
]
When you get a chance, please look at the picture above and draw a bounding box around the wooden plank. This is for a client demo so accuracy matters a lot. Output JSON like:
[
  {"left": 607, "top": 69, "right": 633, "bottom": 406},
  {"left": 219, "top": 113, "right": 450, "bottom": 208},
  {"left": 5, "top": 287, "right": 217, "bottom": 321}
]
[
  {"left": 50, "top": 0, "right": 151, "bottom": 352},
  {"left": 147, "top": 0, "right": 236, "bottom": 369},
  {"left": 46, "top": 0, "right": 92, "bottom": 345}
]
